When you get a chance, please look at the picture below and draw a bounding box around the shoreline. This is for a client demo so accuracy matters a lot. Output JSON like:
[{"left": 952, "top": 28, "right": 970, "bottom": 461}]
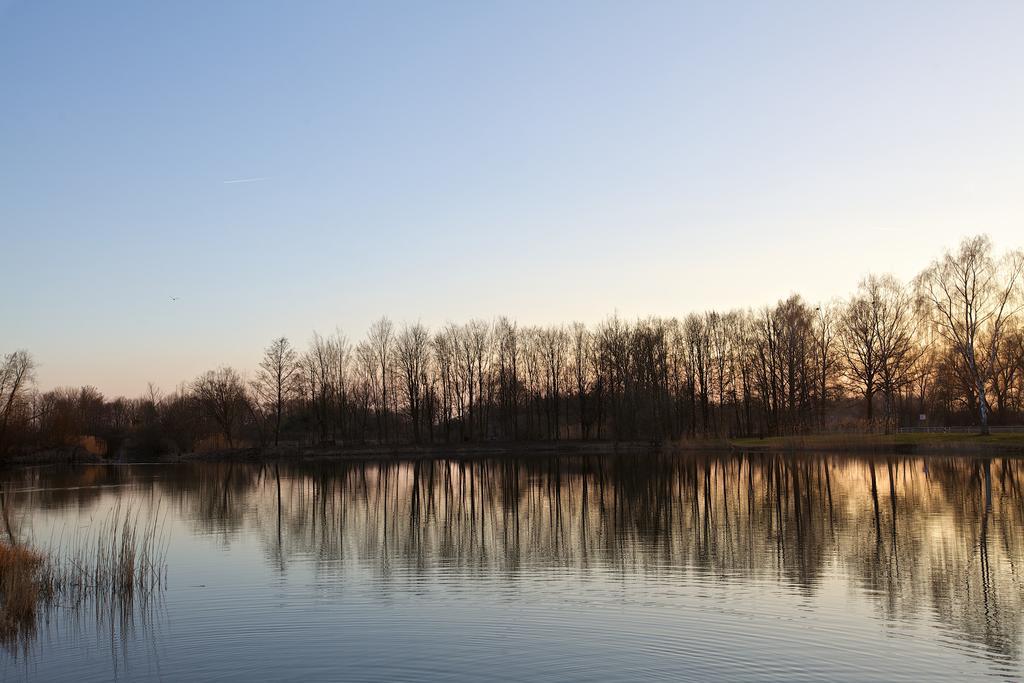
[
  {"left": 178, "top": 440, "right": 665, "bottom": 463},
  {"left": 176, "top": 435, "right": 1024, "bottom": 462},
  {"left": 728, "top": 432, "right": 1024, "bottom": 456},
  {"left": 4, "top": 433, "right": 1022, "bottom": 467}
]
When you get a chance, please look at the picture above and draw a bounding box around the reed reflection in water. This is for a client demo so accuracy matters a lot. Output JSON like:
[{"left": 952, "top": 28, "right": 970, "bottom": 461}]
[{"left": 2, "top": 453, "right": 1022, "bottom": 681}]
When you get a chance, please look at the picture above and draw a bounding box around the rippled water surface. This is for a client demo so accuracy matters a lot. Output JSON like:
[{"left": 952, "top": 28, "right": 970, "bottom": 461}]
[{"left": 1, "top": 452, "right": 1021, "bottom": 681}]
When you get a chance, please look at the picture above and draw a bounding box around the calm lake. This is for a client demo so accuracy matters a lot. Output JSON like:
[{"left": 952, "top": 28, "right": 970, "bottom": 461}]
[{"left": 1, "top": 453, "right": 1021, "bottom": 681}]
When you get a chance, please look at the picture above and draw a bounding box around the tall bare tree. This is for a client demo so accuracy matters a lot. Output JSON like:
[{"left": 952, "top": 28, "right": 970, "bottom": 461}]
[
  {"left": 253, "top": 337, "right": 300, "bottom": 446},
  {"left": 192, "top": 367, "right": 248, "bottom": 448},
  {"left": 871, "top": 275, "right": 921, "bottom": 432},
  {"left": 570, "top": 322, "right": 592, "bottom": 439},
  {"left": 432, "top": 330, "right": 455, "bottom": 442},
  {"left": 811, "top": 304, "right": 841, "bottom": 431},
  {"left": 397, "top": 322, "right": 431, "bottom": 443},
  {"left": 840, "top": 284, "right": 882, "bottom": 424},
  {"left": 0, "top": 350, "right": 35, "bottom": 453},
  {"left": 916, "top": 235, "right": 1024, "bottom": 433},
  {"left": 368, "top": 317, "right": 395, "bottom": 443},
  {"left": 467, "top": 320, "right": 492, "bottom": 438},
  {"left": 495, "top": 317, "right": 521, "bottom": 439}
]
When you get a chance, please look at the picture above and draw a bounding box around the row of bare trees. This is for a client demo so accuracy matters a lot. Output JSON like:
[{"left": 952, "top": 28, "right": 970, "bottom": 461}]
[{"left": 2, "top": 235, "right": 1022, "bottom": 456}]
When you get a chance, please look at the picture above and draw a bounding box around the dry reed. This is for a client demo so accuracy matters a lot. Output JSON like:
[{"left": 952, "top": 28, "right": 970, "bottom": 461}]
[{"left": 0, "top": 502, "right": 167, "bottom": 654}]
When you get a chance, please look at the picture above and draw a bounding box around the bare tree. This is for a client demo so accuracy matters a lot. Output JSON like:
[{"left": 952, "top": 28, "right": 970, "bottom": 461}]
[
  {"left": 810, "top": 304, "right": 841, "bottom": 430},
  {"left": 397, "top": 322, "right": 430, "bottom": 443},
  {"left": 474, "top": 322, "right": 494, "bottom": 438},
  {"left": 570, "top": 322, "right": 592, "bottom": 439},
  {"left": 871, "top": 275, "right": 921, "bottom": 432},
  {"left": 991, "top": 324, "right": 1024, "bottom": 417},
  {"left": 253, "top": 337, "right": 300, "bottom": 446},
  {"left": 840, "top": 284, "right": 881, "bottom": 425},
  {"left": 192, "top": 367, "right": 248, "bottom": 448},
  {"left": 0, "top": 350, "right": 35, "bottom": 454},
  {"left": 368, "top": 317, "right": 395, "bottom": 443},
  {"left": 537, "top": 325, "right": 568, "bottom": 439},
  {"left": 450, "top": 323, "right": 475, "bottom": 440},
  {"left": 304, "top": 332, "right": 335, "bottom": 442},
  {"left": 495, "top": 317, "right": 521, "bottom": 439},
  {"left": 328, "top": 331, "right": 352, "bottom": 439},
  {"left": 354, "top": 340, "right": 378, "bottom": 442},
  {"left": 432, "top": 331, "right": 455, "bottom": 442},
  {"left": 916, "top": 235, "right": 1024, "bottom": 433}
]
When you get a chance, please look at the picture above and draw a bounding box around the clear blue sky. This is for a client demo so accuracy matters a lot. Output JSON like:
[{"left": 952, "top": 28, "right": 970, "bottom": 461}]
[{"left": 2, "top": 1, "right": 1022, "bottom": 396}]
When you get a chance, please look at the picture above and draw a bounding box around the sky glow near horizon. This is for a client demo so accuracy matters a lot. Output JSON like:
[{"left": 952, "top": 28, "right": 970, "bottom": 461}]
[{"left": 2, "top": 1, "right": 1023, "bottom": 397}]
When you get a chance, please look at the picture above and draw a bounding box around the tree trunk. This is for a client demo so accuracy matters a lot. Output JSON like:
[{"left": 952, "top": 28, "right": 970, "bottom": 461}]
[{"left": 976, "top": 376, "right": 989, "bottom": 435}]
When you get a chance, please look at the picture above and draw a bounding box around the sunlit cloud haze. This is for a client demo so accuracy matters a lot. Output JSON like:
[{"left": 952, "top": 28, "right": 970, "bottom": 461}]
[{"left": 2, "top": 1, "right": 1023, "bottom": 397}]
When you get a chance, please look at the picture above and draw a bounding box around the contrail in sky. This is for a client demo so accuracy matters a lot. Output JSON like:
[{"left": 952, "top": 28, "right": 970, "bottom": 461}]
[{"left": 222, "top": 177, "right": 268, "bottom": 184}]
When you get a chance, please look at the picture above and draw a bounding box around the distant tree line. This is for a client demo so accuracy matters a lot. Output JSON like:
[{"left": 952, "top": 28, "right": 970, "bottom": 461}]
[{"left": 2, "top": 234, "right": 1022, "bottom": 457}]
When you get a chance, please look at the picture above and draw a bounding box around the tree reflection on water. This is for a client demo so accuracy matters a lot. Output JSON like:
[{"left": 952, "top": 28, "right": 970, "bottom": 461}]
[{"left": 4, "top": 453, "right": 1022, "bottom": 668}]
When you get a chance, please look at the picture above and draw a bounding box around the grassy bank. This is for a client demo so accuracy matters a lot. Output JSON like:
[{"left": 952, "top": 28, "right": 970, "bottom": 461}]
[
  {"left": 180, "top": 433, "right": 1024, "bottom": 461},
  {"left": 9, "top": 433, "right": 1021, "bottom": 466},
  {"left": 728, "top": 432, "right": 1024, "bottom": 455},
  {"left": 180, "top": 439, "right": 664, "bottom": 463}
]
